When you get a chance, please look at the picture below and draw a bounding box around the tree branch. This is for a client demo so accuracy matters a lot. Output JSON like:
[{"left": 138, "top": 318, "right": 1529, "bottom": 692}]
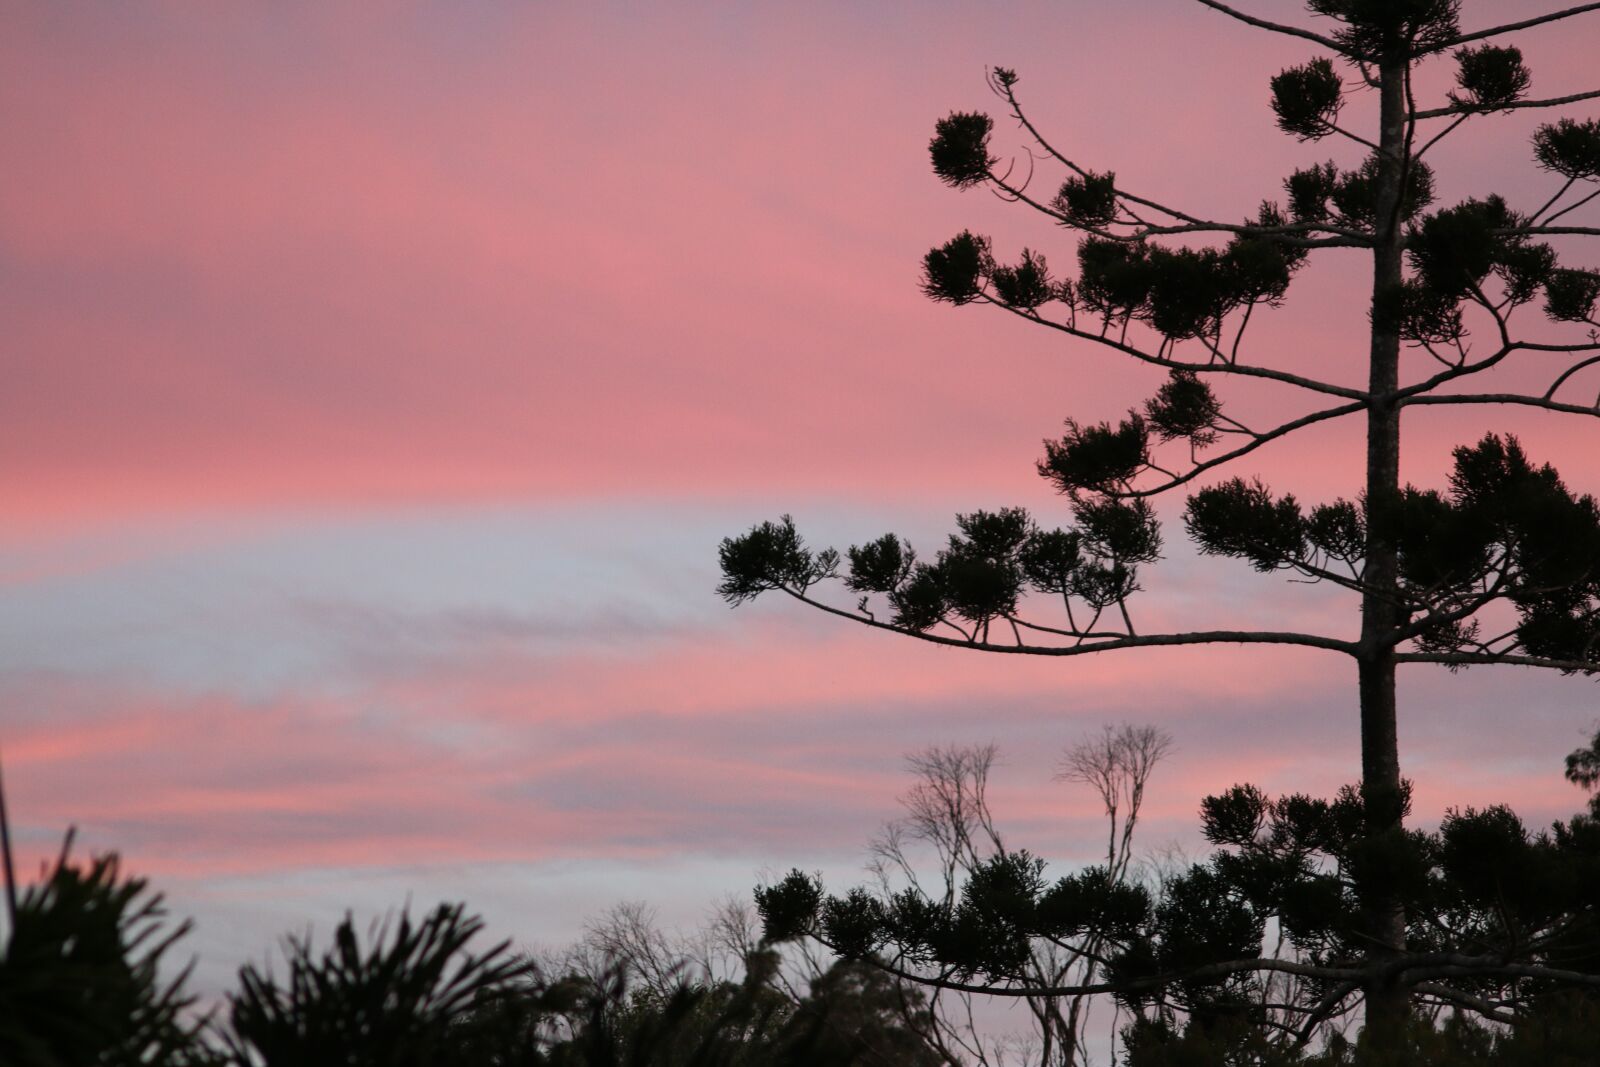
[
  {"left": 1412, "top": 983, "right": 1519, "bottom": 1025},
  {"left": 1545, "top": 353, "right": 1600, "bottom": 399},
  {"left": 1397, "top": 650, "right": 1598, "bottom": 672},
  {"left": 1112, "top": 401, "right": 1368, "bottom": 499},
  {"left": 990, "top": 82, "right": 1372, "bottom": 248},
  {"left": 782, "top": 589, "right": 1360, "bottom": 658},
  {"left": 1398, "top": 393, "right": 1600, "bottom": 418},
  {"left": 1192, "top": 0, "right": 1350, "bottom": 54},
  {"left": 1402, "top": 955, "right": 1600, "bottom": 990},
  {"left": 987, "top": 173, "right": 1369, "bottom": 248},
  {"left": 847, "top": 948, "right": 1366, "bottom": 1000},
  {"left": 1412, "top": 87, "right": 1600, "bottom": 120},
  {"left": 1508, "top": 225, "right": 1600, "bottom": 238},
  {"left": 1427, "top": 3, "right": 1600, "bottom": 53},
  {"left": 984, "top": 299, "right": 1371, "bottom": 401},
  {"left": 1543, "top": 185, "right": 1600, "bottom": 226}
]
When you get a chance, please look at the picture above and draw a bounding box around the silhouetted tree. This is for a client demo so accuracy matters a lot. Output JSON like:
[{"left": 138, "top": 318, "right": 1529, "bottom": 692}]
[
  {"left": 0, "top": 834, "right": 218, "bottom": 1067},
  {"left": 721, "top": 0, "right": 1600, "bottom": 1053},
  {"left": 865, "top": 731, "right": 1171, "bottom": 1064},
  {"left": 223, "top": 903, "right": 534, "bottom": 1066}
]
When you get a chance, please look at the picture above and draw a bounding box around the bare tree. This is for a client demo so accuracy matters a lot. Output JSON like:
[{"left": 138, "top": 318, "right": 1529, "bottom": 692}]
[
  {"left": 868, "top": 729, "right": 1172, "bottom": 1066},
  {"left": 1058, "top": 725, "right": 1174, "bottom": 886},
  {"left": 578, "top": 901, "right": 686, "bottom": 998}
]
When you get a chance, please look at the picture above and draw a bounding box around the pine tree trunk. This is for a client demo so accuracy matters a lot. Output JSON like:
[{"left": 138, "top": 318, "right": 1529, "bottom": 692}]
[{"left": 1359, "top": 58, "right": 1411, "bottom": 1036}]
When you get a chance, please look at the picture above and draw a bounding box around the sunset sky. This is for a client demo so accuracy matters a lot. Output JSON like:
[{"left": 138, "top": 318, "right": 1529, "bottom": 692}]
[{"left": 4, "top": 1, "right": 1598, "bottom": 992}]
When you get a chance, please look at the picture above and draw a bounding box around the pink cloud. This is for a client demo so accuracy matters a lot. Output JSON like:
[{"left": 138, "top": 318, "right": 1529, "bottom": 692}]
[
  {"left": 4, "top": 3, "right": 1594, "bottom": 536},
  {"left": 8, "top": 605, "right": 1587, "bottom": 885}
]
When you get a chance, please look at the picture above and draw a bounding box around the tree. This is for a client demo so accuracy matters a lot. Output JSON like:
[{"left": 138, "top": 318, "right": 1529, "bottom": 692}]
[
  {"left": 866, "top": 731, "right": 1171, "bottom": 1065},
  {"left": 720, "top": 0, "right": 1600, "bottom": 1052},
  {"left": 0, "top": 833, "right": 218, "bottom": 1067},
  {"left": 223, "top": 903, "right": 534, "bottom": 1066}
]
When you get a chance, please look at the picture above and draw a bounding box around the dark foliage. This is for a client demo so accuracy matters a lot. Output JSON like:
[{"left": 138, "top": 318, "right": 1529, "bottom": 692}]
[
  {"left": 1039, "top": 416, "right": 1149, "bottom": 494},
  {"left": 1390, "top": 279, "right": 1466, "bottom": 343},
  {"left": 1185, "top": 479, "right": 1306, "bottom": 572},
  {"left": 928, "top": 112, "right": 994, "bottom": 188},
  {"left": 1450, "top": 44, "right": 1531, "bottom": 111},
  {"left": 1304, "top": 0, "right": 1461, "bottom": 60},
  {"left": 1286, "top": 161, "right": 1340, "bottom": 223},
  {"left": 1271, "top": 58, "right": 1344, "bottom": 140},
  {"left": 845, "top": 535, "right": 916, "bottom": 595},
  {"left": 1569, "top": 729, "right": 1600, "bottom": 799},
  {"left": 1332, "top": 155, "right": 1436, "bottom": 232},
  {"left": 1018, "top": 527, "right": 1083, "bottom": 595},
  {"left": 887, "top": 563, "right": 951, "bottom": 632},
  {"left": 1304, "top": 499, "right": 1365, "bottom": 565},
  {"left": 1405, "top": 195, "right": 1520, "bottom": 299},
  {"left": 1074, "top": 497, "right": 1162, "bottom": 566},
  {"left": 990, "top": 248, "right": 1054, "bottom": 310},
  {"left": 717, "top": 516, "right": 837, "bottom": 605},
  {"left": 1544, "top": 267, "right": 1600, "bottom": 323},
  {"left": 1076, "top": 238, "right": 1155, "bottom": 322},
  {"left": 1533, "top": 118, "right": 1600, "bottom": 181},
  {"left": 224, "top": 904, "right": 533, "bottom": 1067},
  {"left": 920, "top": 231, "right": 992, "bottom": 305},
  {"left": 1052, "top": 170, "right": 1119, "bottom": 228},
  {"left": 1145, "top": 372, "right": 1222, "bottom": 446},
  {"left": 0, "top": 839, "right": 216, "bottom": 1067},
  {"left": 753, "top": 754, "right": 1600, "bottom": 1058}
]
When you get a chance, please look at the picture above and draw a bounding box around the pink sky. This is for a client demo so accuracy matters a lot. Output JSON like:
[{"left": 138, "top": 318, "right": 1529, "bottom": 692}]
[{"left": 3, "top": 0, "right": 1598, "bottom": 984}]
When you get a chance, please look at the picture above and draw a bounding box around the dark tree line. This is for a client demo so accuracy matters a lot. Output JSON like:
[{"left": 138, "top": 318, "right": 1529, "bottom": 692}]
[
  {"left": 0, "top": 832, "right": 945, "bottom": 1066},
  {"left": 3, "top": 730, "right": 1599, "bottom": 1064}
]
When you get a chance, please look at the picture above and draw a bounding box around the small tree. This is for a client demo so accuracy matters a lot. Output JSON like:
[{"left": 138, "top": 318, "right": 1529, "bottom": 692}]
[{"left": 721, "top": 0, "right": 1600, "bottom": 1052}]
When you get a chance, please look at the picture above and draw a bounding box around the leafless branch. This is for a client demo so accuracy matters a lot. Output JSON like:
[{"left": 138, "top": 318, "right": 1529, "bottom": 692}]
[
  {"left": 1398, "top": 392, "right": 1600, "bottom": 418},
  {"left": 1427, "top": 3, "right": 1600, "bottom": 53},
  {"left": 1192, "top": 0, "right": 1349, "bottom": 53}
]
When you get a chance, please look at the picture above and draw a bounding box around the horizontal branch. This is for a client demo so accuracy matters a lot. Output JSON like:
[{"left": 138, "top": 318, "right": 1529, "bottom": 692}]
[
  {"left": 1397, "top": 650, "right": 1598, "bottom": 673},
  {"left": 1429, "top": 3, "right": 1600, "bottom": 53},
  {"left": 1412, "top": 87, "right": 1600, "bottom": 120},
  {"left": 1398, "top": 393, "right": 1600, "bottom": 418},
  {"left": 783, "top": 589, "right": 1360, "bottom": 657},
  {"left": 989, "top": 173, "right": 1369, "bottom": 248},
  {"left": 831, "top": 942, "right": 1600, "bottom": 1012},
  {"left": 1192, "top": 0, "right": 1349, "bottom": 54},
  {"left": 860, "top": 948, "right": 1364, "bottom": 1000},
  {"left": 986, "top": 299, "right": 1371, "bottom": 401},
  {"left": 1509, "top": 225, "right": 1600, "bottom": 238},
  {"left": 1402, "top": 955, "right": 1600, "bottom": 990}
]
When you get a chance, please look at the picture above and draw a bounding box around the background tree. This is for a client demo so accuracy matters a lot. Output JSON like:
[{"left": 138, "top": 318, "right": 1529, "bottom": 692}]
[
  {"left": 865, "top": 730, "right": 1170, "bottom": 1065},
  {"left": 722, "top": 0, "right": 1600, "bottom": 1051}
]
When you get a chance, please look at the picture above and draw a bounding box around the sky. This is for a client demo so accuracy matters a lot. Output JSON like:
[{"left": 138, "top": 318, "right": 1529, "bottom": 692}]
[{"left": 3, "top": 0, "right": 1599, "bottom": 995}]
